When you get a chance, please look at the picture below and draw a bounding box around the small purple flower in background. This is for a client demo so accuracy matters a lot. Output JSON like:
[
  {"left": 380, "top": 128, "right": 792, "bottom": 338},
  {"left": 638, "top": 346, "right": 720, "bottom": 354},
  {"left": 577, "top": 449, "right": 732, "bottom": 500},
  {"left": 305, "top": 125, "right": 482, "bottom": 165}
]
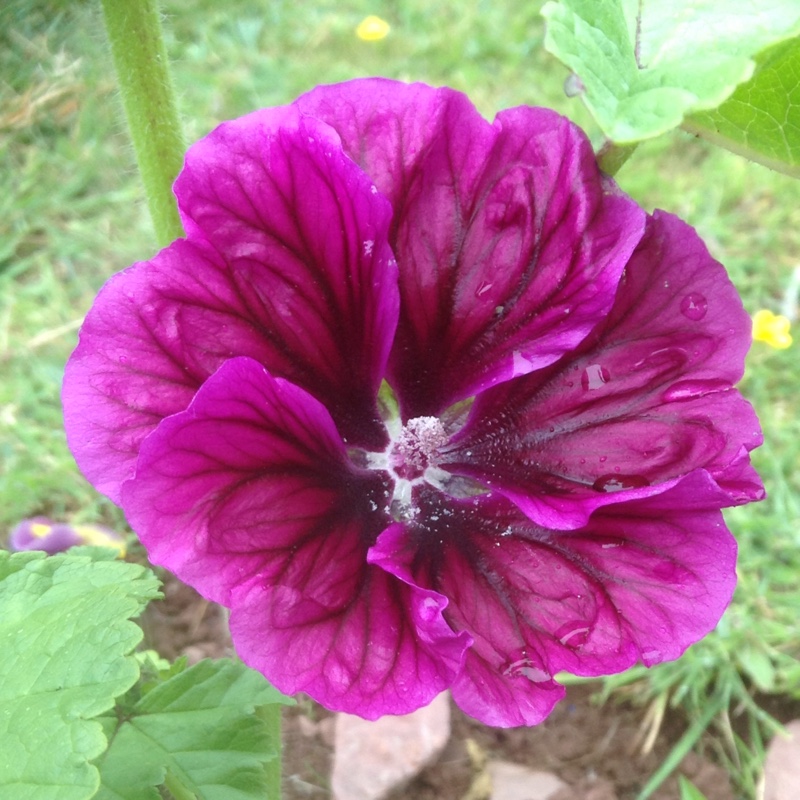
[
  {"left": 9, "top": 516, "right": 125, "bottom": 556},
  {"left": 63, "top": 79, "right": 762, "bottom": 726}
]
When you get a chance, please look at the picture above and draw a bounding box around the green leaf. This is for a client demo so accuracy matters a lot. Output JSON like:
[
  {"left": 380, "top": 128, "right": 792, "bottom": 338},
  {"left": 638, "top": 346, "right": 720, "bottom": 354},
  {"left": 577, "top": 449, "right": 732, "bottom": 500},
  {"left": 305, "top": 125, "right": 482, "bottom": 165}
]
[
  {"left": 686, "top": 37, "right": 800, "bottom": 176},
  {"left": 542, "top": 0, "right": 800, "bottom": 144},
  {"left": 94, "top": 658, "right": 293, "bottom": 800},
  {"left": 0, "top": 550, "right": 161, "bottom": 800}
]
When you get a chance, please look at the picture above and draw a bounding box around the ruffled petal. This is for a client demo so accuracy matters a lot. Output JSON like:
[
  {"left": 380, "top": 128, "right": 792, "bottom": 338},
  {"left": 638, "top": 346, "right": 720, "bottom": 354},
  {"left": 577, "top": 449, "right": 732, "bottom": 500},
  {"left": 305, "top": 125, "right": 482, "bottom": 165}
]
[
  {"left": 403, "top": 477, "right": 735, "bottom": 726},
  {"left": 64, "top": 107, "right": 397, "bottom": 502},
  {"left": 121, "top": 358, "right": 462, "bottom": 717},
  {"left": 298, "top": 78, "right": 646, "bottom": 416},
  {"left": 446, "top": 211, "right": 763, "bottom": 529}
]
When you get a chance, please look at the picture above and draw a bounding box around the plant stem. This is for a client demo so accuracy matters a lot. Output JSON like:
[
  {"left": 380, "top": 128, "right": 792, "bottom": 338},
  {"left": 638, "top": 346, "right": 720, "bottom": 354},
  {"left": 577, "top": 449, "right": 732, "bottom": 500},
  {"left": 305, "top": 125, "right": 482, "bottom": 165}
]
[
  {"left": 100, "top": 0, "right": 185, "bottom": 246},
  {"left": 100, "top": 4, "right": 283, "bottom": 798},
  {"left": 596, "top": 140, "right": 638, "bottom": 177}
]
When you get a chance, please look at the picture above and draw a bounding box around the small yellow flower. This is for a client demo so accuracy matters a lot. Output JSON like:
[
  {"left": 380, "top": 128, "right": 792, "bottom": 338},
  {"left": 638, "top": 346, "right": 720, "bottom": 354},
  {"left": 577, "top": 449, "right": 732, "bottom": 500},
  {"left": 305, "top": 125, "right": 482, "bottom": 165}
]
[
  {"left": 752, "top": 309, "right": 793, "bottom": 349},
  {"left": 356, "top": 15, "right": 390, "bottom": 42}
]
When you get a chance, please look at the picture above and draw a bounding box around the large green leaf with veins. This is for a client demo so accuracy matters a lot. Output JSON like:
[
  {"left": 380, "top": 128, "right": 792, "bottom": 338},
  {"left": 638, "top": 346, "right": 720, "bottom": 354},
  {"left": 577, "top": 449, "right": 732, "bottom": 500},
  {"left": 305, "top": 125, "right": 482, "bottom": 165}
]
[
  {"left": 542, "top": 0, "right": 800, "bottom": 144},
  {"left": 687, "top": 37, "right": 800, "bottom": 177},
  {"left": 0, "top": 549, "right": 160, "bottom": 800},
  {"left": 94, "top": 658, "right": 292, "bottom": 800}
]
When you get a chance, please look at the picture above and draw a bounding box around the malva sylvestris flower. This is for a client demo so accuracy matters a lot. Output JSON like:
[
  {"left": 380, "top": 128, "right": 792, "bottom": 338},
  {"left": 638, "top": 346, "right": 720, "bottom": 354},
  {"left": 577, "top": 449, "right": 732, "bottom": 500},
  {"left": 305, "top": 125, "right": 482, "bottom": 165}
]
[{"left": 63, "top": 79, "right": 763, "bottom": 727}]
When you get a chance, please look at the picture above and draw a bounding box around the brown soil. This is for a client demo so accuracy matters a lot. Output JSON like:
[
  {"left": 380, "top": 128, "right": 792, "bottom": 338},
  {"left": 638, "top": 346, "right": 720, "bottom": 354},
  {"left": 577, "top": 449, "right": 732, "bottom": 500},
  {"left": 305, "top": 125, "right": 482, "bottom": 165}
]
[{"left": 142, "top": 576, "right": 738, "bottom": 800}]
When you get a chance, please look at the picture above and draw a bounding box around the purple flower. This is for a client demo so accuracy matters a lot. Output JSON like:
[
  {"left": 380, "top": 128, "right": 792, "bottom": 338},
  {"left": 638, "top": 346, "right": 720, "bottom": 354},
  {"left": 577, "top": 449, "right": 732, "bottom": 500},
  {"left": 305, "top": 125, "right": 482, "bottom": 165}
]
[
  {"left": 63, "top": 79, "right": 762, "bottom": 726},
  {"left": 9, "top": 517, "right": 125, "bottom": 556}
]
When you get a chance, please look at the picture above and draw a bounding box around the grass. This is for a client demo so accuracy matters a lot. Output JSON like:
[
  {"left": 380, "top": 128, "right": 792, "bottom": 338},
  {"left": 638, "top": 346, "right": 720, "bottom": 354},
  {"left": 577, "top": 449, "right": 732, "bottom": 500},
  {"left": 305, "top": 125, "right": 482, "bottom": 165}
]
[{"left": 1, "top": 1, "right": 799, "bottom": 797}]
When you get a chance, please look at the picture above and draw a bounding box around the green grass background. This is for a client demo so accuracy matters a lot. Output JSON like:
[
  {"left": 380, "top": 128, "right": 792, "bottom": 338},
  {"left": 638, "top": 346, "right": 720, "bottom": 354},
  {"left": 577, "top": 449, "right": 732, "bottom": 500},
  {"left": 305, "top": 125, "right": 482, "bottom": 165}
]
[{"left": 1, "top": 1, "right": 798, "bottom": 794}]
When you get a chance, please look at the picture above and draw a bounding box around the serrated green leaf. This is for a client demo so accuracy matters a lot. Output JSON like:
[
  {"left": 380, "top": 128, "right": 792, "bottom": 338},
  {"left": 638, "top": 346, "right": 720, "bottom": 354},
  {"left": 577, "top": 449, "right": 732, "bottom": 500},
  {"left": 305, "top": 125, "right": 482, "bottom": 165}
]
[
  {"left": 0, "top": 550, "right": 161, "bottom": 800},
  {"left": 542, "top": 0, "right": 800, "bottom": 144},
  {"left": 686, "top": 37, "right": 800, "bottom": 176},
  {"left": 95, "top": 658, "right": 293, "bottom": 800}
]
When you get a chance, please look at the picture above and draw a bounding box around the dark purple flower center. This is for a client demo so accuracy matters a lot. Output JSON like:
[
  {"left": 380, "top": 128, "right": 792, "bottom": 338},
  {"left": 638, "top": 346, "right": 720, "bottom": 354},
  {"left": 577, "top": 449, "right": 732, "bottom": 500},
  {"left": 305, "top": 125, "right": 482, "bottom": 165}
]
[{"left": 363, "top": 415, "right": 462, "bottom": 522}]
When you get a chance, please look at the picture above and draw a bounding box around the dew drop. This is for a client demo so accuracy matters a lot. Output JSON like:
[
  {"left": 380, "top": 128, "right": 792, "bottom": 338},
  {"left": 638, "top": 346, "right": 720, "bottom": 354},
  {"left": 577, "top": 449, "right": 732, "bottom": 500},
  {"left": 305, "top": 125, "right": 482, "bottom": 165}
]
[
  {"left": 662, "top": 378, "right": 730, "bottom": 402},
  {"left": 592, "top": 474, "right": 650, "bottom": 493},
  {"left": 581, "top": 363, "right": 610, "bottom": 391},
  {"left": 599, "top": 456, "right": 607, "bottom": 463},
  {"left": 632, "top": 346, "right": 689, "bottom": 373},
  {"left": 680, "top": 292, "right": 708, "bottom": 321},
  {"left": 554, "top": 621, "right": 591, "bottom": 648},
  {"left": 419, "top": 596, "right": 440, "bottom": 621},
  {"left": 118, "top": 355, "right": 128, "bottom": 365},
  {"left": 642, "top": 649, "right": 662, "bottom": 664},
  {"left": 502, "top": 657, "right": 551, "bottom": 683},
  {"left": 475, "top": 280, "right": 494, "bottom": 298}
]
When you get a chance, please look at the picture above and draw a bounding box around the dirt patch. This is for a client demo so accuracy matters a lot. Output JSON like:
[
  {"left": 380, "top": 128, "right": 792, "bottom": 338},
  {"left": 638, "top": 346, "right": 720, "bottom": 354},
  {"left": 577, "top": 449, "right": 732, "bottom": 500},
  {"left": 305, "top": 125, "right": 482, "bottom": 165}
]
[{"left": 142, "top": 576, "right": 736, "bottom": 800}]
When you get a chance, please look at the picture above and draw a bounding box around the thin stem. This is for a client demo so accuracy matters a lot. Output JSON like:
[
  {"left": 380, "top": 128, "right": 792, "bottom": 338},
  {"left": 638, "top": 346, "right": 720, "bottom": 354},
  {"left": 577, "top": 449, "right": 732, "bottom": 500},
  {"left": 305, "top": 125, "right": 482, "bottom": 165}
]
[
  {"left": 100, "top": 5, "right": 282, "bottom": 798},
  {"left": 101, "top": 0, "right": 185, "bottom": 246},
  {"left": 163, "top": 771, "right": 197, "bottom": 800},
  {"left": 596, "top": 140, "right": 638, "bottom": 177}
]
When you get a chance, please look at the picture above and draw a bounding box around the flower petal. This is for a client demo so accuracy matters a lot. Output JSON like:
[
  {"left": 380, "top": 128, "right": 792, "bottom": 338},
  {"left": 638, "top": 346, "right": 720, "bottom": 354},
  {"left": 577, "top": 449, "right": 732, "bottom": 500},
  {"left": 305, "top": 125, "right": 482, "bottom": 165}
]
[
  {"left": 298, "top": 78, "right": 646, "bottom": 416},
  {"left": 446, "top": 211, "right": 763, "bottom": 529},
  {"left": 64, "top": 107, "right": 397, "bottom": 502},
  {"left": 121, "top": 357, "right": 462, "bottom": 717},
  {"left": 405, "top": 476, "right": 735, "bottom": 726}
]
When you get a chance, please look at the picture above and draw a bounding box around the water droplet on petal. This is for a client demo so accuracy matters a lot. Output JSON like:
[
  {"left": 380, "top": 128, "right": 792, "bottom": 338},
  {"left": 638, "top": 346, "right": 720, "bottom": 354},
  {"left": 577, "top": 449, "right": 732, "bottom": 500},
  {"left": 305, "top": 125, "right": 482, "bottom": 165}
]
[
  {"left": 419, "top": 596, "right": 441, "bottom": 621},
  {"left": 581, "top": 363, "right": 610, "bottom": 390},
  {"left": 592, "top": 474, "right": 650, "bottom": 493},
  {"left": 554, "top": 621, "right": 591, "bottom": 648},
  {"left": 512, "top": 350, "right": 535, "bottom": 376},
  {"left": 502, "top": 657, "right": 551, "bottom": 682},
  {"left": 662, "top": 378, "right": 730, "bottom": 402},
  {"left": 642, "top": 649, "right": 662, "bottom": 664},
  {"left": 475, "top": 280, "right": 493, "bottom": 298},
  {"left": 118, "top": 355, "right": 128, "bottom": 365},
  {"left": 680, "top": 293, "right": 708, "bottom": 320},
  {"left": 632, "top": 346, "right": 689, "bottom": 373}
]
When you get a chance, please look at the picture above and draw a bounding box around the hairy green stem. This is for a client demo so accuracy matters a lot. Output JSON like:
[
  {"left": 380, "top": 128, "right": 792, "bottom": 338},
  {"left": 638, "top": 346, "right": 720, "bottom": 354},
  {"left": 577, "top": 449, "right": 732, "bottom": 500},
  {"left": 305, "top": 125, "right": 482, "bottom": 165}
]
[
  {"left": 101, "top": 0, "right": 185, "bottom": 246},
  {"left": 100, "top": 4, "right": 283, "bottom": 797}
]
